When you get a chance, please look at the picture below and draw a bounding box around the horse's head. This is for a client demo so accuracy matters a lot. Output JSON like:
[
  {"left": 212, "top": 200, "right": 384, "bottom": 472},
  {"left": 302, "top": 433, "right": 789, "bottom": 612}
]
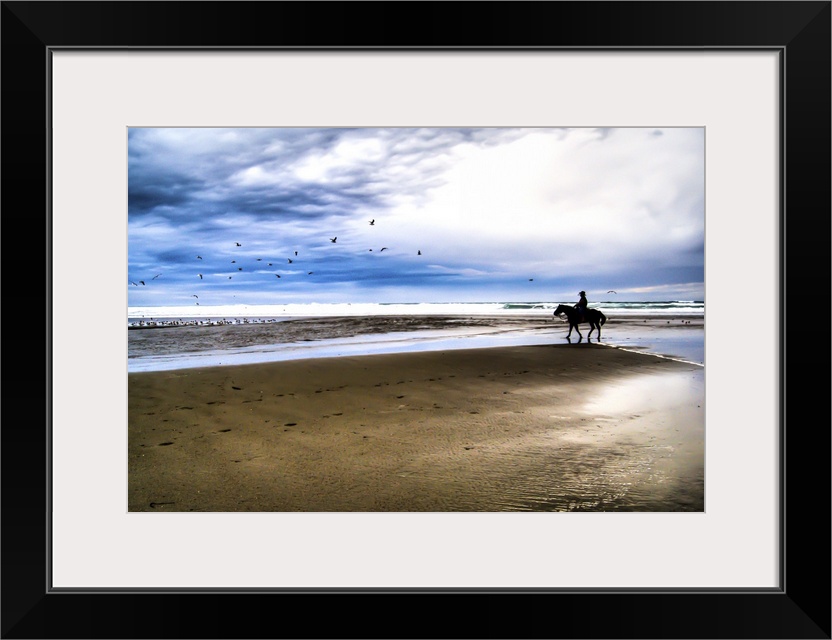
[{"left": 553, "top": 304, "right": 567, "bottom": 316}]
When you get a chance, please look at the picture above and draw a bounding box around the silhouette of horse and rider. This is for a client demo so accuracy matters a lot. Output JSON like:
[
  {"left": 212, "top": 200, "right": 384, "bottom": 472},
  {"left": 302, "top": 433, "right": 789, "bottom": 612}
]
[{"left": 553, "top": 291, "right": 607, "bottom": 340}]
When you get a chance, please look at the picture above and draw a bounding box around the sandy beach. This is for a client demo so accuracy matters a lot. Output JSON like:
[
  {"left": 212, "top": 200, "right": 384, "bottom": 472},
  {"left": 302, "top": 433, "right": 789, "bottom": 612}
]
[{"left": 128, "top": 342, "right": 704, "bottom": 512}]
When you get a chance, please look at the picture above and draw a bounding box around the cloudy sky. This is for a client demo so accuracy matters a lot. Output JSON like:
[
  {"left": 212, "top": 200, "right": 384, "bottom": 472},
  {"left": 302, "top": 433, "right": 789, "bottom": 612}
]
[{"left": 128, "top": 127, "right": 704, "bottom": 307}]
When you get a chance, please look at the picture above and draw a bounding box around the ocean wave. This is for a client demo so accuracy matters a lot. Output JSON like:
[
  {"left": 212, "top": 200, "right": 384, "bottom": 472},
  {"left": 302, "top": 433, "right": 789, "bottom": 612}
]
[{"left": 130, "top": 300, "right": 703, "bottom": 321}]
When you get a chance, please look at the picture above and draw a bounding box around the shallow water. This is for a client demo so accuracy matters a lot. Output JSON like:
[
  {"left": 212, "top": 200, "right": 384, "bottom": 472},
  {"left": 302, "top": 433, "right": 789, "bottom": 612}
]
[{"left": 127, "top": 314, "right": 704, "bottom": 372}]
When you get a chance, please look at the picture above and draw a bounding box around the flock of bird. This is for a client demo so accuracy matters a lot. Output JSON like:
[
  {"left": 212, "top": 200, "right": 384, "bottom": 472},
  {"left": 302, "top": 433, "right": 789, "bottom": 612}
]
[
  {"left": 130, "top": 218, "right": 425, "bottom": 304},
  {"left": 131, "top": 217, "right": 620, "bottom": 304}
]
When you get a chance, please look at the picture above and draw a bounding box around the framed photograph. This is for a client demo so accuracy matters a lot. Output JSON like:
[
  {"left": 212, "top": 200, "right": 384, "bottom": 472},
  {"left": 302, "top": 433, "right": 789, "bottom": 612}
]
[
  {"left": 123, "top": 123, "right": 708, "bottom": 517},
  {"left": 4, "top": 2, "right": 829, "bottom": 638}
]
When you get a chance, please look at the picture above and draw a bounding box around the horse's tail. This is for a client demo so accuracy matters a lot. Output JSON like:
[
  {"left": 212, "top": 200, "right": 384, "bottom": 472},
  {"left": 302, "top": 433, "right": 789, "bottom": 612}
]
[{"left": 599, "top": 311, "right": 607, "bottom": 325}]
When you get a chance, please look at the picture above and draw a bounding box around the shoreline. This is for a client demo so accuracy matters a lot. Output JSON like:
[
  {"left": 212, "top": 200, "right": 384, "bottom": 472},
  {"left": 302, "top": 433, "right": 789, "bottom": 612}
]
[
  {"left": 127, "top": 313, "right": 705, "bottom": 372},
  {"left": 129, "top": 342, "right": 704, "bottom": 512}
]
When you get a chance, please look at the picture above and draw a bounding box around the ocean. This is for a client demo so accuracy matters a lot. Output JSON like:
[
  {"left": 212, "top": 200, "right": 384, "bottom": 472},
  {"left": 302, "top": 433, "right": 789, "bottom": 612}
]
[{"left": 128, "top": 301, "right": 705, "bottom": 372}]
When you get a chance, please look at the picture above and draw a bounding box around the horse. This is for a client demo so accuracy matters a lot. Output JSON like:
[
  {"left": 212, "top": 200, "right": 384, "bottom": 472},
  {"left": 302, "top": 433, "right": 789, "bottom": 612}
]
[{"left": 553, "top": 304, "right": 607, "bottom": 340}]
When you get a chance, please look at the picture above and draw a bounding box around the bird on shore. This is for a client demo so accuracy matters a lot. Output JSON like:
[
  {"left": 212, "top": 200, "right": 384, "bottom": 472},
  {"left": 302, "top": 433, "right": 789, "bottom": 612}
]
[
  {"left": 294, "top": 251, "right": 298, "bottom": 256},
  {"left": 256, "top": 258, "right": 262, "bottom": 261},
  {"left": 130, "top": 281, "right": 138, "bottom": 286},
  {"left": 267, "top": 263, "right": 272, "bottom": 266},
  {"left": 417, "top": 250, "right": 421, "bottom": 255},
  {"left": 238, "top": 267, "right": 242, "bottom": 271}
]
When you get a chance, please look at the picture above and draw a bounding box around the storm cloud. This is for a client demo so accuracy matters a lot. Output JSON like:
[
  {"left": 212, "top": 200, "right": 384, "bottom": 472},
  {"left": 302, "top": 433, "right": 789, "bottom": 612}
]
[{"left": 128, "top": 127, "right": 704, "bottom": 306}]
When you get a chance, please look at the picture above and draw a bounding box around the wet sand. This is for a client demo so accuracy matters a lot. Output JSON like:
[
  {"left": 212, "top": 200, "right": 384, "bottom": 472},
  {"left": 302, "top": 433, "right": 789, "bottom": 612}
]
[{"left": 128, "top": 342, "right": 704, "bottom": 512}]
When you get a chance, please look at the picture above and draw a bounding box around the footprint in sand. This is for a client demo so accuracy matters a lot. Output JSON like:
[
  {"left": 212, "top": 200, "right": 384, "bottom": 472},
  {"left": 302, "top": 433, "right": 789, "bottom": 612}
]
[
  {"left": 218, "top": 429, "right": 232, "bottom": 433},
  {"left": 158, "top": 442, "right": 174, "bottom": 446},
  {"left": 284, "top": 422, "right": 297, "bottom": 426}
]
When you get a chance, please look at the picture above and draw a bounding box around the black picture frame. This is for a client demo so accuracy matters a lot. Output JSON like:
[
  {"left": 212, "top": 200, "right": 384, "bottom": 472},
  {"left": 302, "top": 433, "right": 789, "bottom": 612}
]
[{"left": 2, "top": 2, "right": 829, "bottom": 638}]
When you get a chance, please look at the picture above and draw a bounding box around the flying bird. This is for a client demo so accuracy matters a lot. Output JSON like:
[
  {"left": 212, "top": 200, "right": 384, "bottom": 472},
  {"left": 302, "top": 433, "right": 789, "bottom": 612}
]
[
  {"left": 308, "top": 271, "right": 314, "bottom": 275},
  {"left": 529, "top": 279, "right": 534, "bottom": 281},
  {"left": 287, "top": 258, "right": 293, "bottom": 264},
  {"left": 198, "top": 274, "right": 203, "bottom": 279},
  {"left": 196, "top": 255, "right": 203, "bottom": 260},
  {"left": 130, "top": 281, "right": 138, "bottom": 286},
  {"left": 417, "top": 250, "right": 421, "bottom": 255},
  {"left": 152, "top": 274, "right": 161, "bottom": 280},
  {"left": 139, "top": 281, "right": 145, "bottom": 285},
  {"left": 235, "top": 242, "right": 241, "bottom": 246},
  {"left": 231, "top": 260, "right": 236, "bottom": 263},
  {"left": 379, "top": 247, "right": 388, "bottom": 252},
  {"left": 267, "top": 263, "right": 272, "bottom": 266},
  {"left": 330, "top": 237, "right": 337, "bottom": 243},
  {"left": 275, "top": 274, "right": 281, "bottom": 278},
  {"left": 192, "top": 295, "right": 198, "bottom": 298},
  {"left": 607, "top": 290, "right": 617, "bottom": 294},
  {"left": 294, "top": 251, "right": 298, "bottom": 256},
  {"left": 369, "top": 219, "right": 375, "bottom": 225},
  {"left": 238, "top": 267, "right": 243, "bottom": 271}
]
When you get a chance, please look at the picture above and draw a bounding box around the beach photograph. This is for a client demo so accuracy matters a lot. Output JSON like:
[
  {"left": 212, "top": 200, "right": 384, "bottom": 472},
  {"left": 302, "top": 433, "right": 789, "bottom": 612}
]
[{"left": 128, "top": 126, "right": 705, "bottom": 512}]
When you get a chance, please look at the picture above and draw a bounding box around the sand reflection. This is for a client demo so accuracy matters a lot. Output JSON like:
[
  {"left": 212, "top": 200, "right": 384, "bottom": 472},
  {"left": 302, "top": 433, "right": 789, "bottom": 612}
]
[{"left": 455, "top": 369, "right": 705, "bottom": 512}]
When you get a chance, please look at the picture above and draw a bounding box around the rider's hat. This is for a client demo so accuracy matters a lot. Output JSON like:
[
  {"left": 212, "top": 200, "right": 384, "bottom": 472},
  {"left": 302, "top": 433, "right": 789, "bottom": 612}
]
[{"left": 579, "top": 291, "right": 586, "bottom": 295}]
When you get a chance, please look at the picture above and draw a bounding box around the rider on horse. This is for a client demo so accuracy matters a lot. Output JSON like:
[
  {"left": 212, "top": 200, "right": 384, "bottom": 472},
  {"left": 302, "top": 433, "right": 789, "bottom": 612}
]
[{"left": 574, "top": 291, "right": 588, "bottom": 322}]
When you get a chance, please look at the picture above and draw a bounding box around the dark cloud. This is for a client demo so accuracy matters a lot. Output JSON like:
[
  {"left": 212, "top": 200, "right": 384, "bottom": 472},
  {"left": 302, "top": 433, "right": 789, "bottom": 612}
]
[
  {"left": 128, "top": 172, "right": 206, "bottom": 216},
  {"left": 128, "top": 127, "right": 704, "bottom": 305}
]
